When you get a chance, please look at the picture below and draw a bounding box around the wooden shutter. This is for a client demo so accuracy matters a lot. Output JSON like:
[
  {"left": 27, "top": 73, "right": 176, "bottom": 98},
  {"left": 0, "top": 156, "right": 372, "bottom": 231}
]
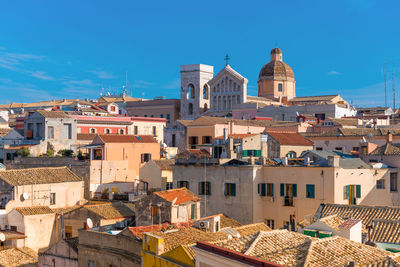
[
  {"left": 292, "top": 184, "right": 297, "bottom": 197},
  {"left": 231, "top": 183, "right": 236, "bottom": 196},
  {"left": 256, "top": 150, "right": 261, "bottom": 156},
  {"left": 243, "top": 150, "right": 248, "bottom": 157},
  {"left": 207, "top": 182, "right": 211, "bottom": 195},
  {"left": 261, "top": 183, "right": 266, "bottom": 196},
  {"left": 198, "top": 182, "right": 203, "bottom": 195},
  {"left": 356, "top": 185, "right": 361, "bottom": 198},
  {"left": 280, "top": 183, "right": 285, "bottom": 196},
  {"left": 270, "top": 184, "right": 274, "bottom": 196}
]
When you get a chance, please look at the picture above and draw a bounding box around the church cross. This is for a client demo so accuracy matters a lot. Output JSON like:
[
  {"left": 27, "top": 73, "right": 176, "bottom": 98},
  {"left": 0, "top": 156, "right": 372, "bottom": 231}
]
[{"left": 224, "top": 54, "right": 230, "bottom": 66}]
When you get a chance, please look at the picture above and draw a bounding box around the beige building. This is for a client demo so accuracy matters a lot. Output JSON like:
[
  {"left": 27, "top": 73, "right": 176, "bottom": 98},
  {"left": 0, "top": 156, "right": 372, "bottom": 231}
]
[
  {"left": 265, "top": 131, "right": 314, "bottom": 158},
  {"left": 38, "top": 238, "right": 78, "bottom": 267},
  {"left": 258, "top": 48, "right": 295, "bottom": 100},
  {"left": 173, "top": 153, "right": 397, "bottom": 229},
  {"left": 139, "top": 159, "right": 174, "bottom": 191}
]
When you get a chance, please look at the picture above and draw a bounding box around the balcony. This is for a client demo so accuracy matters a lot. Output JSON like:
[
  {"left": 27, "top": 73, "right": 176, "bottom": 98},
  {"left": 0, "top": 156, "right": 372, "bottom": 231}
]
[{"left": 283, "top": 196, "right": 294, "bottom": 207}]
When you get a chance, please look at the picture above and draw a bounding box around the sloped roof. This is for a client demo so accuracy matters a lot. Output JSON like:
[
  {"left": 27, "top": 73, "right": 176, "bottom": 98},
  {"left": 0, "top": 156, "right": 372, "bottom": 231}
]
[
  {"left": 289, "top": 95, "right": 339, "bottom": 103},
  {"left": 318, "top": 215, "right": 346, "bottom": 231},
  {"left": 214, "top": 133, "right": 258, "bottom": 140},
  {"left": 0, "top": 128, "right": 12, "bottom": 138},
  {"left": 77, "top": 133, "right": 97, "bottom": 141},
  {"left": 371, "top": 219, "right": 400, "bottom": 244},
  {"left": 315, "top": 203, "right": 400, "bottom": 227},
  {"left": 233, "top": 223, "right": 271, "bottom": 236},
  {"left": 212, "top": 230, "right": 395, "bottom": 267},
  {"left": 176, "top": 149, "right": 211, "bottom": 159},
  {"left": 36, "top": 110, "right": 70, "bottom": 118},
  {"left": 188, "top": 116, "right": 299, "bottom": 128},
  {"left": 267, "top": 131, "right": 313, "bottom": 146},
  {"left": 65, "top": 237, "right": 79, "bottom": 252},
  {"left": 0, "top": 247, "right": 38, "bottom": 267},
  {"left": 84, "top": 202, "right": 135, "bottom": 220},
  {"left": 0, "top": 167, "right": 82, "bottom": 186},
  {"left": 15, "top": 206, "right": 54, "bottom": 216},
  {"left": 370, "top": 143, "right": 400, "bottom": 156},
  {"left": 96, "top": 134, "right": 157, "bottom": 143},
  {"left": 154, "top": 188, "right": 200, "bottom": 204},
  {"left": 153, "top": 159, "right": 175, "bottom": 170}
]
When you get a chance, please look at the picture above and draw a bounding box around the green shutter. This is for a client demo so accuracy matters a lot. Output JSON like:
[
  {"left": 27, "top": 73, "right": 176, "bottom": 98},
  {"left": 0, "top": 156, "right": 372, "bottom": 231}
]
[
  {"left": 356, "top": 185, "right": 361, "bottom": 198},
  {"left": 306, "top": 184, "right": 315, "bottom": 199},
  {"left": 256, "top": 150, "right": 261, "bottom": 156},
  {"left": 207, "top": 182, "right": 211, "bottom": 195},
  {"left": 292, "top": 184, "right": 297, "bottom": 197},
  {"left": 346, "top": 185, "right": 350, "bottom": 199},
  {"left": 231, "top": 184, "right": 236, "bottom": 196},
  {"left": 191, "top": 204, "right": 195, "bottom": 219},
  {"left": 243, "top": 150, "right": 248, "bottom": 157},
  {"left": 270, "top": 184, "right": 274, "bottom": 196},
  {"left": 261, "top": 183, "right": 266, "bottom": 196},
  {"left": 280, "top": 183, "right": 285, "bottom": 196}
]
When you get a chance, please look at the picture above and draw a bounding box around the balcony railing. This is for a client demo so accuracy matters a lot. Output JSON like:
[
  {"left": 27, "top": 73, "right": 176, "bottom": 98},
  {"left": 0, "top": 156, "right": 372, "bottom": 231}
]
[{"left": 283, "top": 196, "right": 294, "bottom": 207}]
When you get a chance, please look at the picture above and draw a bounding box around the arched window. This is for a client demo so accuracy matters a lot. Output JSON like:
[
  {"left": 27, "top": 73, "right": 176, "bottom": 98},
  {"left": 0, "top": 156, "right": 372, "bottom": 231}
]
[
  {"left": 104, "top": 128, "right": 111, "bottom": 134},
  {"left": 188, "top": 103, "right": 193, "bottom": 115},
  {"left": 204, "top": 103, "right": 208, "bottom": 112},
  {"left": 203, "top": 85, "right": 209, "bottom": 100},
  {"left": 119, "top": 129, "right": 125, "bottom": 134},
  {"left": 286, "top": 151, "right": 297, "bottom": 158},
  {"left": 90, "top": 128, "right": 96, "bottom": 134},
  {"left": 188, "top": 84, "right": 195, "bottom": 99}
]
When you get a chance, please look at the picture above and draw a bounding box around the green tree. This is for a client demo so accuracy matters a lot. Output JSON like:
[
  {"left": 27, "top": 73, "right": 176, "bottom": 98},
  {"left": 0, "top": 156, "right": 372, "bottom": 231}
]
[{"left": 19, "top": 147, "right": 30, "bottom": 157}]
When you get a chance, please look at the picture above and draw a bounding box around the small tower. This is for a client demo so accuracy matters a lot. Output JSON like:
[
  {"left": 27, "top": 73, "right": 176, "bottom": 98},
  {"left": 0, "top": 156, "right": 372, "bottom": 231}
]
[
  {"left": 258, "top": 48, "right": 296, "bottom": 100},
  {"left": 180, "top": 64, "right": 214, "bottom": 120}
]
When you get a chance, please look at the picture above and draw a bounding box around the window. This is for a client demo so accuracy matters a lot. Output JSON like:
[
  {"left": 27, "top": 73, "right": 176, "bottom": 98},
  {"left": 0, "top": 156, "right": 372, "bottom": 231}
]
[
  {"left": 64, "top": 123, "right": 72, "bottom": 139},
  {"left": 160, "top": 114, "right": 164, "bottom": 118},
  {"left": 243, "top": 150, "right": 261, "bottom": 157},
  {"left": 65, "top": 225, "right": 72, "bottom": 238},
  {"left": 306, "top": 184, "right": 315, "bottom": 198},
  {"left": 280, "top": 183, "right": 296, "bottom": 206},
  {"left": 141, "top": 153, "right": 151, "bottom": 163},
  {"left": 198, "top": 181, "right": 211, "bottom": 195},
  {"left": 391, "top": 173, "right": 398, "bottom": 192},
  {"left": 88, "top": 260, "right": 95, "bottom": 267},
  {"left": 47, "top": 126, "right": 54, "bottom": 139},
  {"left": 316, "top": 147, "right": 323, "bottom": 151},
  {"left": 110, "top": 106, "right": 116, "bottom": 112},
  {"left": 188, "top": 84, "right": 195, "bottom": 99},
  {"left": 352, "top": 147, "right": 360, "bottom": 151},
  {"left": 119, "top": 129, "right": 125, "bottom": 134},
  {"left": 335, "top": 147, "right": 343, "bottom": 151},
  {"left": 377, "top": 179, "right": 385, "bottom": 189},
  {"left": 203, "top": 85, "right": 209, "bottom": 99},
  {"left": 224, "top": 183, "right": 236, "bottom": 196},
  {"left": 104, "top": 128, "right": 111, "bottom": 134},
  {"left": 177, "top": 181, "right": 189, "bottom": 189},
  {"left": 90, "top": 128, "right": 96, "bottom": 134},
  {"left": 202, "top": 136, "right": 212, "bottom": 144},
  {"left": 258, "top": 183, "right": 274, "bottom": 197},
  {"left": 166, "top": 182, "right": 173, "bottom": 190},
  {"left": 134, "top": 126, "right": 138, "bottom": 135},
  {"left": 266, "top": 219, "right": 275, "bottom": 229},
  {"left": 278, "top": 83, "right": 283, "bottom": 92},
  {"left": 189, "top": 136, "right": 198, "bottom": 149},
  {"left": 50, "top": 193, "right": 56, "bottom": 205},
  {"left": 188, "top": 103, "right": 193, "bottom": 115},
  {"left": 286, "top": 151, "right": 297, "bottom": 158},
  {"left": 344, "top": 185, "right": 361, "bottom": 204},
  {"left": 152, "top": 126, "right": 157, "bottom": 137},
  {"left": 166, "top": 114, "right": 170, "bottom": 123}
]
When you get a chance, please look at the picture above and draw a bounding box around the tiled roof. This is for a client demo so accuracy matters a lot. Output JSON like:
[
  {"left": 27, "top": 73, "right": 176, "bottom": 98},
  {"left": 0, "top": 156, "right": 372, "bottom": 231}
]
[
  {"left": 213, "top": 230, "right": 395, "bottom": 267},
  {"left": 84, "top": 202, "right": 135, "bottom": 219},
  {"left": 0, "top": 128, "right": 12, "bottom": 138},
  {"left": 153, "top": 159, "right": 175, "bottom": 170},
  {"left": 315, "top": 203, "right": 400, "bottom": 227},
  {"left": 154, "top": 188, "right": 200, "bottom": 204},
  {"left": 51, "top": 205, "right": 82, "bottom": 215},
  {"left": 128, "top": 223, "right": 171, "bottom": 239},
  {"left": 97, "top": 134, "right": 157, "bottom": 143},
  {"left": 65, "top": 237, "right": 79, "bottom": 252},
  {"left": 219, "top": 214, "right": 242, "bottom": 228},
  {"left": 289, "top": 95, "right": 339, "bottom": 102},
  {"left": 318, "top": 215, "right": 345, "bottom": 231},
  {"left": 0, "top": 247, "right": 38, "bottom": 267},
  {"left": 98, "top": 96, "right": 142, "bottom": 103},
  {"left": 15, "top": 206, "right": 54, "bottom": 216},
  {"left": 370, "top": 143, "right": 400, "bottom": 156},
  {"left": 214, "top": 133, "right": 259, "bottom": 140},
  {"left": 77, "top": 133, "right": 97, "bottom": 141},
  {"left": 176, "top": 149, "right": 211, "bottom": 159},
  {"left": 267, "top": 131, "right": 314, "bottom": 146},
  {"left": 36, "top": 109, "right": 70, "bottom": 118},
  {"left": 371, "top": 219, "right": 400, "bottom": 244},
  {"left": 339, "top": 218, "right": 361, "bottom": 230},
  {"left": 234, "top": 223, "right": 271, "bottom": 236},
  {"left": 0, "top": 230, "right": 25, "bottom": 240},
  {"left": 0, "top": 166, "right": 82, "bottom": 186}
]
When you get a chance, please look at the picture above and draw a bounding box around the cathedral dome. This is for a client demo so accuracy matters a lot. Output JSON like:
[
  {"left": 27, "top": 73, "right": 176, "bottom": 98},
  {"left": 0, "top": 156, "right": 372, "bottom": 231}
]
[{"left": 258, "top": 48, "right": 294, "bottom": 81}]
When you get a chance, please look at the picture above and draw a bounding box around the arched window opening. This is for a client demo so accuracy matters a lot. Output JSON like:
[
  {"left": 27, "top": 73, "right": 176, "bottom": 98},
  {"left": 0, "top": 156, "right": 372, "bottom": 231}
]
[
  {"left": 188, "top": 84, "right": 195, "bottom": 99},
  {"left": 203, "top": 85, "right": 209, "bottom": 100},
  {"left": 286, "top": 151, "right": 297, "bottom": 158},
  {"left": 188, "top": 103, "right": 193, "bottom": 115},
  {"left": 119, "top": 129, "right": 125, "bottom": 134},
  {"left": 104, "top": 128, "right": 111, "bottom": 134}
]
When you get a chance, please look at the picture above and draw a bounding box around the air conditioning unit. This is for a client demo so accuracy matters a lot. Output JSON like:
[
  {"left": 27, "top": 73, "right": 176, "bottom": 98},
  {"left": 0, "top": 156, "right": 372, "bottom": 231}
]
[{"left": 199, "top": 221, "right": 210, "bottom": 229}]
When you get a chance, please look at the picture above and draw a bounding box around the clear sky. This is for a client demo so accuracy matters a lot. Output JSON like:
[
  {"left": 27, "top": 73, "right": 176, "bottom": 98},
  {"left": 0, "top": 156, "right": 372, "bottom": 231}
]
[{"left": 0, "top": 0, "right": 399, "bottom": 107}]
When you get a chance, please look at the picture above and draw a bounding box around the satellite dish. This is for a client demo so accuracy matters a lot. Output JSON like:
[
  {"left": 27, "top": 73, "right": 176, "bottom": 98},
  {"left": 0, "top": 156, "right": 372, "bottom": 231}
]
[
  {"left": 22, "top": 192, "right": 29, "bottom": 200},
  {"left": 86, "top": 218, "right": 93, "bottom": 228},
  {"left": 0, "top": 233, "right": 5, "bottom": 242},
  {"left": 171, "top": 197, "right": 178, "bottom": 205}
]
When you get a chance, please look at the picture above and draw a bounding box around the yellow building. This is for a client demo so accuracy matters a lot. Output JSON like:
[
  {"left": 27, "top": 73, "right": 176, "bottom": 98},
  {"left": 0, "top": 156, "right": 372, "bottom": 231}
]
[{"left": 139, "top": 159, "right": 175, "bottom": 191}]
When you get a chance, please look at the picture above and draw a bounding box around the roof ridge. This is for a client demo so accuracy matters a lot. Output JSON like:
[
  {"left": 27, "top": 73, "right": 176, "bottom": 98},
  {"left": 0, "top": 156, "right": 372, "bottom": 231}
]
[{"left": 243, "top": 231, "right": 266, "bottom": 255}]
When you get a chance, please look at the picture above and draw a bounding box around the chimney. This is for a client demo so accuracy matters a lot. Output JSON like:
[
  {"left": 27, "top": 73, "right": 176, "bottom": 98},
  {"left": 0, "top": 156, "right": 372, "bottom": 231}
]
[
  {"left": 259, "top": 156, "right": 267, "bottom": 165},
  {"left": 248, "top": 156, "right": 255, "bottom": 165},
  {"left": 327, "top": 155, "right": 340, "bottom": 167},
  {"left": 387, "top": 130, "right": 393, "bottom": 143}
]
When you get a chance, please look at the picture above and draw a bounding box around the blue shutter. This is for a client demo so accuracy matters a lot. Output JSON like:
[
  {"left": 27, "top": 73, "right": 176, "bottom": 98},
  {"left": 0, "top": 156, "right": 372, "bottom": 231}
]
[
  {"left": 256, "top": 150, "right": 261, "bottom": 156},
  {"left": 346, "top": 185, "right": 350, "bottom": 199},
  {"left": 243, "top": 150, "right": 248, "bottom": 157},
  {"left": 280, "top": 183, "right": 285, "bottom": 196},
  {"left": 231, "top": 184, "right": 236, "bottom": 196},
  {"left": 292, "top": 184, "right": 297, "bottom": 197},
  {"left": 356, "top": 185, "right": 361, "bottom": 198}
]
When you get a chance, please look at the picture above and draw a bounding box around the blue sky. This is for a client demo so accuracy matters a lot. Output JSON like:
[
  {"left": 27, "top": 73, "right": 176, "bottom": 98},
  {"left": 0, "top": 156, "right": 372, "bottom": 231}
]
[{"left": 0, "top": 0, "right": 399, "bottom": 107}]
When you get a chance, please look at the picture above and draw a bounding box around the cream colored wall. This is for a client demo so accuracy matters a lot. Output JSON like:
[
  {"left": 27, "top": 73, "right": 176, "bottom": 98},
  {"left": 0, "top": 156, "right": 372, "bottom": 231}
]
[
  {"left": 279, "top": 145, "right": 313, "bottom": 157},
  {"left": 8, "top": 210, "right": 57, "bottom": 251},
  {"left": 139, "top": 161, "right": 162, "bottom": 190},
  {"left": 128, "top": 120, "right": 165, "bottom": 143},
  {"left": 242, "top": 135, "right": 261, "bottom": 150},
  {"left": 161, "top": 170, "right": 173, "bottom": 190},
  {"left": 6, "top": 181, "right": 84, "bottom": 213},
  {"left": 258, "top": 79, "right": 296, "bottom": 99},
  {"left": 193, "top": 247, "right": 250, "bottom": 267},
  {"left": 90, "top": 160, "right": 134, "bottom": 185}
]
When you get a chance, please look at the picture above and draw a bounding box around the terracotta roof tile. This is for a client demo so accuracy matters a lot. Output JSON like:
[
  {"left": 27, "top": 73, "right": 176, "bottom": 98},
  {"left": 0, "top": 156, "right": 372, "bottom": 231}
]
[
  {"left": 84, "top": 202, "right": 134, "bottom": 220},
  {"left": 370, "top": 143, "right": 400, "bottom": 156},
  {"left": 36, "top": 109, "right": 70, "bottom": 118},
  {"left": 176, "top": 149, "right": 211, "bottom": 159},
  {"left": 152, "top": 159, "right": 175, "bottom": 170},
  {"left": 97, "top": 134, "right": 157, "bottom": 143},
  {"left": 154, "top": 188, "right": 200, "bottom": 204},
  {"left": 318, "top": 215, "right": 346, "bottom": 231},
  {"left": 0, "top": 128, "right": 12, "bottom": 138},
  {"left": 371, "top": 219, "right": 400, "bottom": 244},
  {"left": 267, "top": 131, "right": 314, "bottom": 146},
  {"left": 0, "top": 247, "right": 38, "bottom": 267},
  {"left": 77, "top": 133, "right": 97, "bottom": 141},
  {"left": 15, "top": 206, "right": 54, "bottom": 216},
  {"left": 0, "top": 166, "right": 82, "bottom": 186},
  {"left": 214, "top": 133, "right": 258, "bottom": 140}
]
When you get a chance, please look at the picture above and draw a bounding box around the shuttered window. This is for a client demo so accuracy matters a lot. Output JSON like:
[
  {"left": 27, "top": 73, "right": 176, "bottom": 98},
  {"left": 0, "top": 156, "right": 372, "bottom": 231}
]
[
  {"left": 306, "top": 184, "right": 315, "bottom": 198},
  {"left": 224, "top": 183, "right": 236, "bottom": 196},
  {"left": 356, "top": 185, "right": 361, "bottom": 198}
]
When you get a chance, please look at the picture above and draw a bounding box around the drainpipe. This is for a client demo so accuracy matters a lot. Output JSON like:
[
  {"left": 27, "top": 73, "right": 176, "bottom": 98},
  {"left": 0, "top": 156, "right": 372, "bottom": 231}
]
[{"left": 321, "top": 170, "right": 324, "bottom": 203}]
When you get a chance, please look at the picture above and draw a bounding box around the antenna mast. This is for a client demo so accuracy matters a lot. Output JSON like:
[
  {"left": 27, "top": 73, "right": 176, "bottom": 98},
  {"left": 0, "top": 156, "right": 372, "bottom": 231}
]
[{"left": 393, "top": 64, "right": 396, "bottom": 110}]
